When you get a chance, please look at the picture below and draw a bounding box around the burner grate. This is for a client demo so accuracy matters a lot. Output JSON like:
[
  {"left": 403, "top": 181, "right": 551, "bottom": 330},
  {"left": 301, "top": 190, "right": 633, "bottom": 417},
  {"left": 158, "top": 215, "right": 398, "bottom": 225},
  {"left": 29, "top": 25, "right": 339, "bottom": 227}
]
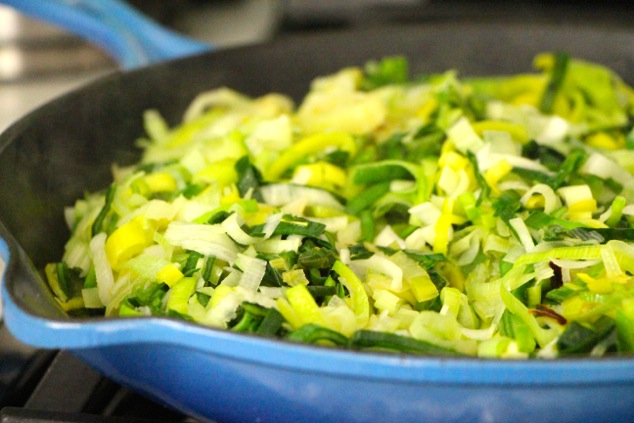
[{"left": 1, "top": 349, "right": 190, "bottom": 423}]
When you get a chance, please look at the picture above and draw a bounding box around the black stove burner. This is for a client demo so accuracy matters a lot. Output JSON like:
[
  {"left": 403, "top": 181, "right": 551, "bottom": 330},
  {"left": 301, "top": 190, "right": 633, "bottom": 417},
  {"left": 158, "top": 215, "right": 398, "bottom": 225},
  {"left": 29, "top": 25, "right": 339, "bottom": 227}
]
[
  {"left": 0, "top": 325, "right": 191, "bottom": 423},
  {"left": 0, "top": 324, "right": 53, "bottom": 408}
]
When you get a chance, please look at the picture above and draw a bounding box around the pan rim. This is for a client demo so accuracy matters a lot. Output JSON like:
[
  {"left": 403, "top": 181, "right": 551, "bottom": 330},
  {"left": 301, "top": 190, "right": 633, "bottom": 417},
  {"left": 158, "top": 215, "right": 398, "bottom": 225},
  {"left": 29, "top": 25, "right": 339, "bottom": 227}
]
[{"left": 3, "top": 234, "right": 634, "bottom": 387}]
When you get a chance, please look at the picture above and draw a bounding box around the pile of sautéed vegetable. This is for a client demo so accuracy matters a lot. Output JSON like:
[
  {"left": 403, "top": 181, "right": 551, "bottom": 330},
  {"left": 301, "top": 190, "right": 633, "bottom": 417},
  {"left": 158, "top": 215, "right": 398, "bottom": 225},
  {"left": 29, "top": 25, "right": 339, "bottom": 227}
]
[{"left": 46, "top": 53, "right": 634, "bottom": 358}]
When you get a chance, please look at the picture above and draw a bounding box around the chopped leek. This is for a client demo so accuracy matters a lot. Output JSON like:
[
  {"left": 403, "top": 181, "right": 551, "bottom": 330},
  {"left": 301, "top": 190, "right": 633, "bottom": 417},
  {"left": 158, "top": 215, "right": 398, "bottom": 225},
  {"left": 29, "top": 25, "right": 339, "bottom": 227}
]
[
  {"left": 286, "top": 324, "right": 348, "bottom": 346},
  {"left": 46, "top": 54, "right": 634, "bottom": 358},
  {"left": 91, "top": 183, "right": 116, "bottom": 236},
  {"left": 539, "top": 52, "right": 570, "bottom": 114}
]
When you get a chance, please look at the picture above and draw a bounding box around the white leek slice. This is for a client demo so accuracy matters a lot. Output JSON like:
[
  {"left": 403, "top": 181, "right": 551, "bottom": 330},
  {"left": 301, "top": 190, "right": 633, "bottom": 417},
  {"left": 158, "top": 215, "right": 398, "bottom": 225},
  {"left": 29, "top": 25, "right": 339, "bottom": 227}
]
[
  {"left": 89, "top": 233, "right": 115, "bottom": 306},
  {"left": 260, "top": 184, "right": 344, "bottom": 210},
  {"left": 447, "top": 117, "right": 484, "bottom": 154},
  {"left": 353, "top": 254, "right": 403, "bottom": 291},
  {"left": 509, "top": 217, "right": 535, "bottom": 253},
  {"left": 580, "top": 152, "right": 634, "bottom": 188},
  {"left": 234, "top": 254, "right": 267, "bottom": 292},
  {"left": 221, "top": 213, "right": 257, "bottom": 245},
  {"left": 520, "top": 183, "right": 561, "bottom": 214},
  {"left": 164, "top": 221, "right": 239, "bottom": 264}
]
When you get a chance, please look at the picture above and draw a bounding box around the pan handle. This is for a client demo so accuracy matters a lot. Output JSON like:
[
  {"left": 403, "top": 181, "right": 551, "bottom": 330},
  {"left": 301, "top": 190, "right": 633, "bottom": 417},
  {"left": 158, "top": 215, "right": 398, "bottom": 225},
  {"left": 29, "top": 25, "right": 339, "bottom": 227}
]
[{"left": 0, "top": 0, "right": 212, "bottom": 69}]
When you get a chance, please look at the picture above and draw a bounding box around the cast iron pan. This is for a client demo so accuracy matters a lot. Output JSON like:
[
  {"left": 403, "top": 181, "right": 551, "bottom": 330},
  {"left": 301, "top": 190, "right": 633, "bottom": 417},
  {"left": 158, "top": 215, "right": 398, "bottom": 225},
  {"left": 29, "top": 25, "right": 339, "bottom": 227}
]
[{"left": 1, "top": 23, "right": 634, "bottom": 423}]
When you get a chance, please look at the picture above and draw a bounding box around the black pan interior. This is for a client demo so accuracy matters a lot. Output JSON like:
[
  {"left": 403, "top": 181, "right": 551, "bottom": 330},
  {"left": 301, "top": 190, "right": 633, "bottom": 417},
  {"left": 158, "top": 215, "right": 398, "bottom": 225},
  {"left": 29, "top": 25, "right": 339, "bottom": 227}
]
[{"left": 1, "top": 22, "right": 633, "bottom": 319}]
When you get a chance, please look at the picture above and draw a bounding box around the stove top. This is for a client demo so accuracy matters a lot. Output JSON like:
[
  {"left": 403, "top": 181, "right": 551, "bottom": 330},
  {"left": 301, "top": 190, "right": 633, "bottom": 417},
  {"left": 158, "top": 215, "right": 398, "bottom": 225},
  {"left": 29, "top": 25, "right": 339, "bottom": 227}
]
[
  {"left": 0, "top": 324, "right": 191, "bottom": 423},
  {"left": 0, "top": 324, "right": 48, "bottom": 408}
]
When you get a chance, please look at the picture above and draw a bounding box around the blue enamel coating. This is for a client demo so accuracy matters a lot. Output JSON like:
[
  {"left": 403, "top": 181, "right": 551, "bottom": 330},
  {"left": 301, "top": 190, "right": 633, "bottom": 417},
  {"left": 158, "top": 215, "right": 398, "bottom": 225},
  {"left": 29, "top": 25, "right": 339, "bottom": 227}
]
[
  {"left": 0, "top": 0, "right": 211, "bottom": 68},
  {"left": 2, "top": 234, "right": 634, "bottom": 422}
]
